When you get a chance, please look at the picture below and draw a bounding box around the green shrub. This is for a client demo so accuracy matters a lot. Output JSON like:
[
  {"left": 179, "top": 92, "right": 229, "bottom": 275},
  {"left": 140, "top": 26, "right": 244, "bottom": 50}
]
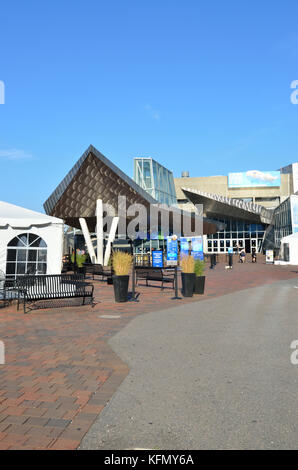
[
  {"left": 194, "top": 259, "right": 205, "bottom": 277},
  {"left": 71, "top": 253, "right": 87, "bottom": 268}
]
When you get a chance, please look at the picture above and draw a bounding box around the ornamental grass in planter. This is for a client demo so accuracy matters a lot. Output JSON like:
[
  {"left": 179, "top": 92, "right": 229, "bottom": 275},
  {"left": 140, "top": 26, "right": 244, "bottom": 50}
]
[
  {"left": 112, "top": 251, "right": 133, "bottom": 302},
  {"left": 194, "top": 259, "right": 206, "bottom": 295},
  {"left": 180, "top": 255, "right": 195, "bottom": 297}
]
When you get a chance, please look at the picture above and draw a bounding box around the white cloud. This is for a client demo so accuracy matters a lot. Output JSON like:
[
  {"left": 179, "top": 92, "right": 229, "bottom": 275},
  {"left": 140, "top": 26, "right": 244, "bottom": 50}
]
[
  {"left": 0, "top": 148, "right": 33, "bottom": 160},
  {"left": 246, "top": 170, "right": 278, "bottom": 182},
  {"left": 145, "top": 104, "right": 160, "bottom": 121}
]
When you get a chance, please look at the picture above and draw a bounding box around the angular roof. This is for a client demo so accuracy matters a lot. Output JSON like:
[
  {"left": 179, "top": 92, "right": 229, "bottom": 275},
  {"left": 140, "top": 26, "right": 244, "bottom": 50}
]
[
  {"left": 182, "top": 188, "right": 273, "bottom": 225},
  {"left": 44, "top": 145, "right": 157, "bottom": 230},
  {"left": 43, "top": 145, "right": 221, "bottom": 236}
]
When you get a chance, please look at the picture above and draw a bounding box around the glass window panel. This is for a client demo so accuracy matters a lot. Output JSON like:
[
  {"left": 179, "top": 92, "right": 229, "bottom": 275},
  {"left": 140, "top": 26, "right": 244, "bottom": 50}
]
[
  {"left": 7, "top": 249, "right": 16, "bottom": 261},
  {"left": 28, "top": 234, "right": 39, "bottom": 245},
  {"left": 28, "top": 251, "right": 37, "bottom": 262},
  {"left": 8, "top": 236, "right": 18, "bottom": 247},
  {"left": 6, "top": 263, "right": 15, "bottom": 274},
  {"left": 30, "top": 238, "right": 41, "bottom": 247},
  {"left": 37, "top": 250, "right": 47, "bottom": 262},
  {"left": 17, "top": 263, "right": 26, "bottom": 274},
  {"left": 17, "top": 250, "right": 27, "bottom": 262},
  {"left": 226, "top": 240, "right": 231, "bottom": 247},
  {"left": 238, "top": 232, "right": 244, "bottom": 238},
  {"left": 18, "top": 234, "right": 28, "bottom": 246},
  {"left": 8, "top": 236, "right": 24, "bottom": 247},
  {"left": 37, "top": 263, "right": 47, "bottom": 274},
  {"left": 26, "top": 263, "right": 36, "bottom": 275}
]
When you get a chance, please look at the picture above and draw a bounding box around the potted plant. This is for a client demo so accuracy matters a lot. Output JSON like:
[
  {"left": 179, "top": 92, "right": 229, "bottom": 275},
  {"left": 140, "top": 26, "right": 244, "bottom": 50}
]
[
  {"left": 193, "top": 259, "right": 206, "bottom": 294},
  {"left": 71, "top": 250, "right": 87, "bottom": 274},
  {"left": 112, "top": 251, "right": 133, "bottom": 302},
  {"left": 180, "top": 255, "right": 195, "bottom": 297}
]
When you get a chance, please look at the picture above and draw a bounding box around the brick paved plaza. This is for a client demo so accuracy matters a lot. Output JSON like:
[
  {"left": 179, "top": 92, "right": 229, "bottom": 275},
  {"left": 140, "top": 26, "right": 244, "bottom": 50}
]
[{"left": 0, "top": 260, "right": 297, "bottom": 449}]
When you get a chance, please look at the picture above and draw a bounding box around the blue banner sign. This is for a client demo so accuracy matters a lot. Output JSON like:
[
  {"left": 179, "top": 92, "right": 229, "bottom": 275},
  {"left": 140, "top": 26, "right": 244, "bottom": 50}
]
[
  {"left": 228, "top": 170, "right": 280, "bottom": 188},
  {"left": 152, "top": 250, "right": 164, "bottom": 268},
  {"left": 166, "top": 237, "right": 178, "bottom": 266},
  {"left": 191, "top": 236, "right": 204, "bottom": 260},
  {"left": 180, "top": 237, "right": 190, "bottom": 256}
]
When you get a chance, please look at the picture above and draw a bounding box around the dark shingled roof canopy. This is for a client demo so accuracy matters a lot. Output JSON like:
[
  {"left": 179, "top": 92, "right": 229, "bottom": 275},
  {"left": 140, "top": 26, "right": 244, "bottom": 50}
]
[{"left": 44, "top": 145, "right": 219, "bottom": 235}]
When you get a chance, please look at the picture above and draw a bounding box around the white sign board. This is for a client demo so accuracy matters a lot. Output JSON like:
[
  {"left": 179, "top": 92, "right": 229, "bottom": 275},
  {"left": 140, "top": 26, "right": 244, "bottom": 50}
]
[{"left": 266, "top": 250, "right": 274, "bottom": 264}]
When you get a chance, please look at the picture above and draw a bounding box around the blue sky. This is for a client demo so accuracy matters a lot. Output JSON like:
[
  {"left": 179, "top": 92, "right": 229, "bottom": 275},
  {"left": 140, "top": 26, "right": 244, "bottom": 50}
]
[{"left": 1, "top": 0, "right": 298, "bottom": 212}]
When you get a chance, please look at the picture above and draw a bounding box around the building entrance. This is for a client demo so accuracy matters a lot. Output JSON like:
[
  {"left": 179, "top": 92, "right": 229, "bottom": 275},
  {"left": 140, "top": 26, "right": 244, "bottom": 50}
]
[
  {"left": 245, "top": 239, "right": 251, "bottom": 254},
  {"left": 207, "top": 218, "right": 265, "bottom": 254}
]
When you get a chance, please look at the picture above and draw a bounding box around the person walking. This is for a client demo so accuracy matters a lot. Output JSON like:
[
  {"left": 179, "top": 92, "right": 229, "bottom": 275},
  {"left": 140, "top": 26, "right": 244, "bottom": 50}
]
[
  {"left": 240, "top": 248, "right": 246, "bottom": 263},
  {"left": 252, "top": 247, "right": 257, "bottom": 263},
  {"left": 227, "top": 247, "right": 233, "bottom": 269}
]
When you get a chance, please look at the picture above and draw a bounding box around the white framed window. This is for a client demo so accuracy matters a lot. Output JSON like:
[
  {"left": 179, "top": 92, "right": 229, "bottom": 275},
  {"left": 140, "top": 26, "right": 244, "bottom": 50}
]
[{"left": 6, "top": 233, "right": 47, "bottom": 279}]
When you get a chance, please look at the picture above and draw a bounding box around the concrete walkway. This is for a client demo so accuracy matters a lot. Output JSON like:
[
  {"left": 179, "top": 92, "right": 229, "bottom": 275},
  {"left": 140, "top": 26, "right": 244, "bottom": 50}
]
[{"left": 80, "top": 277, "right": 298, "bottom": 450}]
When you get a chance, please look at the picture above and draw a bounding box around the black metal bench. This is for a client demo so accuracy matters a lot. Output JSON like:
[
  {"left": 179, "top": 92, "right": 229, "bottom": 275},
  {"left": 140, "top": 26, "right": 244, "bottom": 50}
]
[
  {"left": 83, "top": 263, "right": 113, "bottom": 282},
  {"left": 135, "top": 267, "right": 175, "bottom": 290},
  {"left": 16, "top": 274, "right": 94, "bottom": 313}
]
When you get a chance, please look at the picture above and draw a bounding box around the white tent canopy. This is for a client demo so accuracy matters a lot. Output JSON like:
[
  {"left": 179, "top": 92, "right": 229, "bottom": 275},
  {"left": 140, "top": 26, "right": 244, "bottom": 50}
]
[
  {"left": 277, "top": 232, "right": 298, "bottom": 265},
  {"left": 0, "top": 201, "right": 62, "bottom": 228},
  {"left": 0, "top": 201, "right": 64, "bottom": 278}
]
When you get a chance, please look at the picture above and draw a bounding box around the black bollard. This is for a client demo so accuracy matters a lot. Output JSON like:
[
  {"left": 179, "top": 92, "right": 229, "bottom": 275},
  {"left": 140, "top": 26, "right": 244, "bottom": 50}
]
[
  {"left": 172, "top": 266, "right": 182, "bottom": 300},
  {"left": 131, "top": 260, "right": 135, "bottom": 300}
]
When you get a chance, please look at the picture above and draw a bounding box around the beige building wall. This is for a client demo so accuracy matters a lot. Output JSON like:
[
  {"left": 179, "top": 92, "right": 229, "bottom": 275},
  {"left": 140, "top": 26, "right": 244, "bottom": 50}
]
[{"left": 175, "top": 173, "right": 293, "bottom": 211}]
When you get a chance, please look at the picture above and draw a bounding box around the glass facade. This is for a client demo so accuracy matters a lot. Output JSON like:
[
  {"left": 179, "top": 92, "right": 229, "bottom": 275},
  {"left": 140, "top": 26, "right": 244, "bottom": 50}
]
[
  {"left": 207, "top": 218, "right": 266, "bottom": 254},
  {"left": 134, "top": 157, "right": 177, "bottom": 206},
  {"left": 262, "top": 196, "right": 298, "bottom": 251},
  {"left": 269, "top": 197, "right": 294, "bottom": 249}
]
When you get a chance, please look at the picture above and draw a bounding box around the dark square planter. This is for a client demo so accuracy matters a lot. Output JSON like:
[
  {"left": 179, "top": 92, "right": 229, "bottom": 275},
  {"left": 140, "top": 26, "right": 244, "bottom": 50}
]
[
  {"left": 181, "top": 272, "right": 195, "bottom": 297},
  {"left": 113, "top": 275, "right": 129, "bottom": 302},
  {"left": 194, "top": 276, "right": 205, "bottom": 295}
]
